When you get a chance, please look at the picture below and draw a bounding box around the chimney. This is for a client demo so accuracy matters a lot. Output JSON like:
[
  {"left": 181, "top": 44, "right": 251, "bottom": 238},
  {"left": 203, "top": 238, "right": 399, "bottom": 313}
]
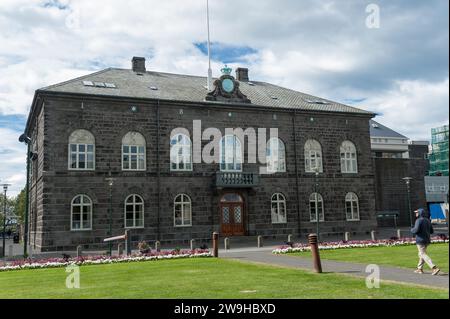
[
  {"left": 132, "top": 57, "right": 146, "bottom": 73},
  {"left": 235, "top": 67, "right": 249, "bottom": 82}
]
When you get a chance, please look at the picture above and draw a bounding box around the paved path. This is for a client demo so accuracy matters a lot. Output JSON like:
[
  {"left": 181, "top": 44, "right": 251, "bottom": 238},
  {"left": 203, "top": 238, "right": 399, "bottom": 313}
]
[{"left": 220, "top": 246, "right": 449, "bottom": 289}]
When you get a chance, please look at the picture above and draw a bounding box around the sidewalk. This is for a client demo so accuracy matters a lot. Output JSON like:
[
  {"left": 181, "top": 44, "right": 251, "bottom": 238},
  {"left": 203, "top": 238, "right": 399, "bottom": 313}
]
[{"left": 220, "top": 247, "right": 449, "bottom": 289}]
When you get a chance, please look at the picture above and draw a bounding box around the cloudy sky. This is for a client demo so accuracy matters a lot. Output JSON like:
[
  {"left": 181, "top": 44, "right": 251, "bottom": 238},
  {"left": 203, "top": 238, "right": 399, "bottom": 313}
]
[{"left": 0, "top": 0, "right": 448, "bottom": 196}]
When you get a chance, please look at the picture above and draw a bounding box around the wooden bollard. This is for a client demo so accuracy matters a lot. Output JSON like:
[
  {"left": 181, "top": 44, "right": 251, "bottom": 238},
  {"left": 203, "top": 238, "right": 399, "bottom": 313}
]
[
  {"left": 396, "top": 229, "right": 402, "bottom": 239},
  {"left": 212, "top": 232, "right": 219, "bottom": 257},
  {"left": 155, "top": 241, "right": 161, "bottom": 252},
  {"left": 308, "top": 233, "right": 322, "bottom": 273},
  {"left": 117, "top": 243, "right": 123, "bottom": 256},
  {"left": 344, "top": 232, "right": 350, "bottom": 241},
  {"left": 371, "top": 230, "right": 376, "bottom": 241},
  {"left": 76, "top": 245, "right": 83, "bottom": 258},
  {"left": 224, "top": 237, "right": 230, "bottom": 250},
  {"left": 125, "top": 230, "right": 131, "bottom": 255},
  {"left": 257, "top": 235, "right": 263, "bottom": 248},
  {"left": 190, "top": 239, "right": 195, "bottom": 250}
]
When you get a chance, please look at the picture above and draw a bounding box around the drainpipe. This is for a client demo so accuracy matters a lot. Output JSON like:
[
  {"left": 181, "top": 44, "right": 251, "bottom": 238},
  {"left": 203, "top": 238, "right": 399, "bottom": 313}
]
[
  {"left": 292, "top": 110, "right": 301, "bottom": 236},
  {"left": 156, "top": 100, "right": 161, "bottom": 241}
]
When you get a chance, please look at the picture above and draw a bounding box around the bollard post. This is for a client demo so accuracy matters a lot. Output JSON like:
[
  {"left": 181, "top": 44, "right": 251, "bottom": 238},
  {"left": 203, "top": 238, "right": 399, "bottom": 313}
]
[
  {"left": 117, "top": 243, "right": 123, "bottom": 256},
  {"left": 125, "top": 230, "right": 131, "bottom": 255},
  {"left": 190, "top": 239, "right": 195, "bottom": 251},
  {"left": 224, "top": 237, "right": 230, "bottom": 250},
  {"left": 287, "top": 234, "right": 292, "bottom": 243},
  {"left": 344, "top": 232, "right": 350, "bottom": 242},
  {"left": 371, "top": 230, "right": 376, "bottom": 241},
  {"left": 76, "top": 245, "right": 83, "bottom": 258},
  {"left": 308, "top": 233, "right": 322, "bottom": 273},
  {"left": 212, "top": 232, "right": 219, "bottom": 257},
  {"left": 155, "top": 241, "right": 161, "bottom": 252},
  {"left": 396, "top": 229, "right": 402, "bottom": 239},
  {"left": 257, "top": 235, "right": 263, "bottom": 248},
  {"left": 8, "top": 245, "right": 13, "bottom": 257}
]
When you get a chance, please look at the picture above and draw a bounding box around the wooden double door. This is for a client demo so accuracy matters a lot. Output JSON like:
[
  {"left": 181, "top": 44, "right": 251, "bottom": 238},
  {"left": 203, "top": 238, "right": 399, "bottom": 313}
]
[{"left": 220, "top": 193, "right": 245, "bottom": 236}]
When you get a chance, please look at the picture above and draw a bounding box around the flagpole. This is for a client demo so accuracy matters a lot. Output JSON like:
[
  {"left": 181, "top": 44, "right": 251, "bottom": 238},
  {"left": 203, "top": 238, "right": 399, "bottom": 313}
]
[{"left": 206, "top": 0, "right": 212, "bottom": 90}]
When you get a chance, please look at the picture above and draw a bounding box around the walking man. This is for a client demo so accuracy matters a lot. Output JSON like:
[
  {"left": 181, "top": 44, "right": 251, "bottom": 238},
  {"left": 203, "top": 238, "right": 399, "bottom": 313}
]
[{"left": 411, "top": 208, "right": 440, "bottom": 275}]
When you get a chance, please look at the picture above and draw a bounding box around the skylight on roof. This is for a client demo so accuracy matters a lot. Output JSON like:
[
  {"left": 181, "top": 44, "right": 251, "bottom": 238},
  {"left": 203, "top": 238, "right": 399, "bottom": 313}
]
[
  {"left": 150, "top": 86, "right": 158, "bottom": 90},
  {"left": 271, "top": 96, "right": 278, "bottom": 100},
  {"left": 304, "top": 98, "right": 330, "bottom": 105},
  {"left": 82, "top": 81, "right": 116, "bottom": 89}
]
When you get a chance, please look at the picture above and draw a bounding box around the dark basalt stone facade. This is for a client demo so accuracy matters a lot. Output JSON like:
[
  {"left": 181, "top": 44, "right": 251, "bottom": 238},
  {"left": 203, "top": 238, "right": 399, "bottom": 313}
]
[{"left": 25, "top": 60, "right": 377, "bottom": 252}]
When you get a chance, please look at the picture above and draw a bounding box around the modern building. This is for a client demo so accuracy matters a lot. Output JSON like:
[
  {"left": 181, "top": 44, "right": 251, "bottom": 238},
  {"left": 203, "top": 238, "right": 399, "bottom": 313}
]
[
  {"left": 369, "top": 120, "right": 409, "bottom": 158},
  {"left": 369, "top": 121, "right": 428, "bottom": 227},
  {"left": 429, "top": 124, "right": 449, "bottom": 176},
  {"left": 24, "top": 57, "right": 378, "bottom": 251}
]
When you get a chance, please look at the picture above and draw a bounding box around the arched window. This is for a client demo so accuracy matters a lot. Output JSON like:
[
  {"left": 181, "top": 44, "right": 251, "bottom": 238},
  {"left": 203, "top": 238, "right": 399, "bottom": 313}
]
[
  {"left": 68, "top": 129, "right": 95, "bottom": 170},
  {"left": 174, "top": 194, "right": 192, "bottom": 227},
  {"left": 170, "top": 133, "right": 192, "bottom": 171},
  {"left": 340, "top": 141, "right": 358, "bottom": 173},
  {"left": 266, "top": 138, "right": 286, "bottom": 173},
  {"left": 122, "top": 132, "right": 146, "bottom": 170},
  {"left": 220, "top": 135, "right": 242, "bottom": 172},
  {"left": 124, "top": 194, "right": 144, "bottom": 228},
  {"left": 304, "top": 139, "right": 323, "bottom": 173},
  {"left": 71, "top": 195, "right": 92, "bottom": 230},
  {"left": 271, "top": 193, "right": 287, "bottom": 223},
  {"left": 345, "top": 192, "right": 360, "bottom": 221},
  {"left": 309, "top": 193, "right": 324, "bottom": 222}
]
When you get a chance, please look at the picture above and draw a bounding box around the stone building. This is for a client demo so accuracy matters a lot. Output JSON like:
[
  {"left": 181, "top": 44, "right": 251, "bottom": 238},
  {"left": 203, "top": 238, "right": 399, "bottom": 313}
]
[{"left": 25, "top": 57, "right": 377, "bottom": 251}]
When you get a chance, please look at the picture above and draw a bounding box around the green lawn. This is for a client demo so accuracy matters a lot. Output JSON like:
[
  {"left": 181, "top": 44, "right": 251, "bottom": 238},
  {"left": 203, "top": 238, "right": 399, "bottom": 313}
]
[
  {"left": 0, "top": 258, "right": 447, "bottom": 299},
  {"left": 292, "top": 243, "right": 449, "bottom": 273}
]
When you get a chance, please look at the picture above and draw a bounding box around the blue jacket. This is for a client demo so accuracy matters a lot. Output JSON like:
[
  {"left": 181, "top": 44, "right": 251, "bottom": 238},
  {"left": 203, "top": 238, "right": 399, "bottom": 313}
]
[{"left": 411, "top": 209, "right": 434, "bottom": 245}]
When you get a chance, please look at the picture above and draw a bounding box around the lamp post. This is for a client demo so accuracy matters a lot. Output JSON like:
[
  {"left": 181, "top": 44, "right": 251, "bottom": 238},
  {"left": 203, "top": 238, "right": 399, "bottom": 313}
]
[
  {"left": 1, "top": 183, "right": 11, "bottom": 258},
  {"left": 402, "top": 177, "right": 413, "bottom": 228},
  {"left": 314, "top": 165, "right": 320, "bottom": 242},
  {"left": 18, "top": 133, "right": 32, "bottom": 257},
  {"left": 105, "top": 172, "right": 115, "bottom": 256}
]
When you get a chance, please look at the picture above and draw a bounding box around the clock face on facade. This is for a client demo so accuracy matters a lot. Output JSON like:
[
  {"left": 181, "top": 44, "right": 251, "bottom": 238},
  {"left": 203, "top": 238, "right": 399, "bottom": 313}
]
[{"left": 222, "top": 78, "right": 234, "bottom": 93}]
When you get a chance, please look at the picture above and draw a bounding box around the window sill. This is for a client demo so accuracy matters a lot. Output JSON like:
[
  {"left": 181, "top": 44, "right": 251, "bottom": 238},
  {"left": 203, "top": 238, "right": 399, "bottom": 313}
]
[
  {"left": 70, "top": 228, "right": 92, "bottom": 232},
  {"left": 125, "top": 226, "right": 145, "bottom": 229},
  {"left": 174, "top": 224, "right": 192, "bottom": 228},
  {"left": 346, "top": 219, "right": 360, "bottom": 222}
]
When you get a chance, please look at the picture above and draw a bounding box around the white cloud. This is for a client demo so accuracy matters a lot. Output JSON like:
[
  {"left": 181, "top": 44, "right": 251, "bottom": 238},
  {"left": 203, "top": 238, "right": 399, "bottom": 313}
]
[{"left": 0, "top": 0, "right": 448, "bottom": 194}]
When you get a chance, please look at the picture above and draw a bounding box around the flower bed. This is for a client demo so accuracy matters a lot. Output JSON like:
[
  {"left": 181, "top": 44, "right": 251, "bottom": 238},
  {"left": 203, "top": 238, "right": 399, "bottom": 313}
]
[
  {"left": 0, "top": 249, "right": 212, "bottom": 272},
  {"left": 272, "top": 236, "right": 449, "bottom": 254}
]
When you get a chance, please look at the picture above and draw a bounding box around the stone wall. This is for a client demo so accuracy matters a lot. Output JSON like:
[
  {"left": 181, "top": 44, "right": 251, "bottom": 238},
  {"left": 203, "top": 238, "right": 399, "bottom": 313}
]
[{"left": 29, "top": 94, "right": 377, "bottom": 251}]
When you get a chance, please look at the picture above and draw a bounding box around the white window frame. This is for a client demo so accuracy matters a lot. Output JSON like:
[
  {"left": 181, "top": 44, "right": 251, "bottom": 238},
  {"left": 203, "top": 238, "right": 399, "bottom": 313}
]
[
  {"left": 220, "top": 135, "right": 243, "bottom": 172},
  {"left": 345, "top": 192, "right": 360, "bottom": 221},
  {"left": 304, "top": 139, "right": 323, "bottom": 173},
  {"left": 340, "top": 140, "right": 358, "bottom": 173},
  {"left": 174, "top": 194, "right": 192, "bottom": 227},
  {"left": 68, "top": 129, "right": 95, "bottom": 171},
  {"left": 170, "top": 133, "right": 193, "bottom": 171},
  {"left": 271, "top": 193, "right": 287, "bottom": 224},
  {"left": 266, "top": 138, "right": 286, "bottom": 173},
  {"left": 122, "top": 132, "right": 146, "bottom": 171},
  {"left": 124, "top": 194, "right": 144, "bottom": 229},
  {"left": 71, "top": 194, "right": 93, "bottom": 231},
  {"left": 309, "top": 193, "right": 325, "bottom": 222}
]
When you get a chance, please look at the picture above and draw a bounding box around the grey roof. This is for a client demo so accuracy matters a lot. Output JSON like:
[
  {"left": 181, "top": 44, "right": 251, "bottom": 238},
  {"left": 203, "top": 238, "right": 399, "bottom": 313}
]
[
  {"left": 369, "top": 120, "right": 408, "bottom": 138},
  {"left": 40, "top": 68, "right": 374, "bottom": 115}
]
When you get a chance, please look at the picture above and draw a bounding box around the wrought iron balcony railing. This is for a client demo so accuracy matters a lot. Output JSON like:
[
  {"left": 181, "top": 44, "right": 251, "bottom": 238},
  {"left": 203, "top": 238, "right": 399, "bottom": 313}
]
[{"left": 215, "top": 172, "right": 259, "bottom": 188}]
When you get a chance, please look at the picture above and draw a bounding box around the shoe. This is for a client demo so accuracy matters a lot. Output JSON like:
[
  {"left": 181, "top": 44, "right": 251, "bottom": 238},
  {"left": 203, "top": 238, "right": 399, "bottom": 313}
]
[
  {"left": 431, "top": 267, "right": 440, "bottom": 276},
  {"left": 414, "top": 269, "right": 424, "bottom": 274}
]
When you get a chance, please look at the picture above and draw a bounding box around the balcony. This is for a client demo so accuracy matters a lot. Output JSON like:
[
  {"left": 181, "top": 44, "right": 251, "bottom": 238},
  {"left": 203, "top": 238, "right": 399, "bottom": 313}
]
[{"left": 215, "top": 172, "right": 259, "bottom": 188}]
